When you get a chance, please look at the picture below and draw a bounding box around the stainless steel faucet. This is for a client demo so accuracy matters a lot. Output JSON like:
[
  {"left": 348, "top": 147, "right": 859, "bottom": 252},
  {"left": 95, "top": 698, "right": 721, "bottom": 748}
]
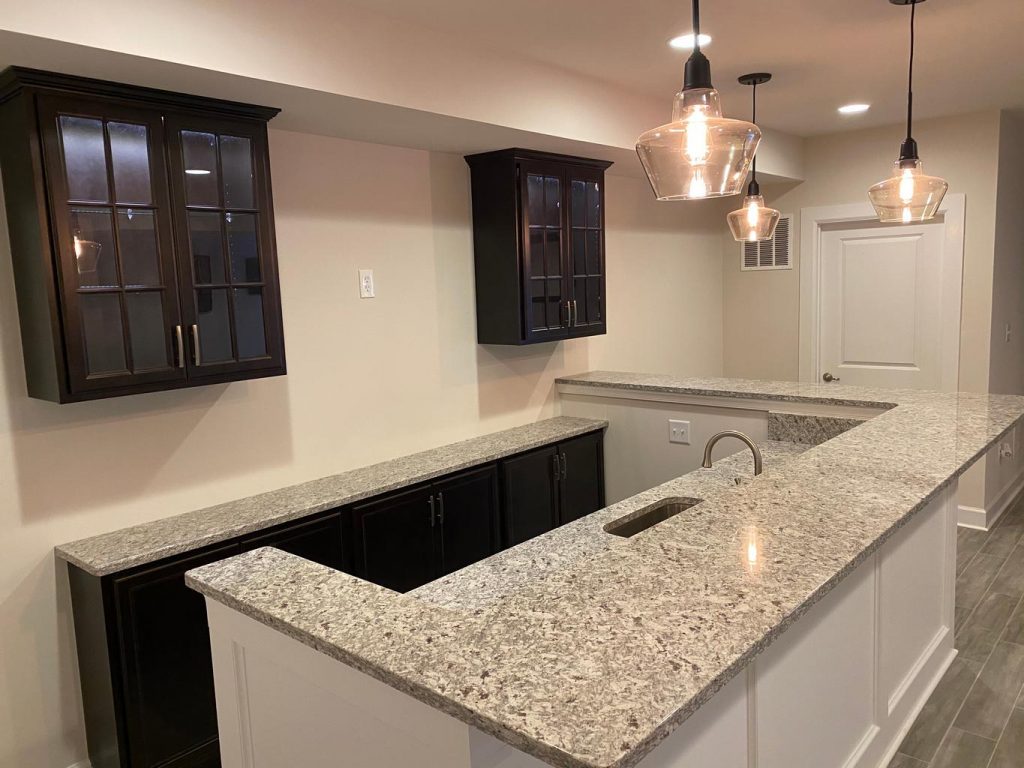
[{"left": 702, "top": 430, "right": 763, "bottom": 476}]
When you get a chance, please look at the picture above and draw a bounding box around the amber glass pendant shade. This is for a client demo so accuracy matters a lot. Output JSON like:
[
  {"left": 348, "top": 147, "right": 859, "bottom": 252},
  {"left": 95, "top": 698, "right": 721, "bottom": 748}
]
[
  {"left": 869, "top": 0, "right": 948, "bottom": 223},
  {"left": 727, "top": 194, "right": 780, "bottom": 242},
  {"left": 636, "top": 0, "right": 761, "bottom": 201},
  {"left": 868, "top": 159, "right": 948, "bottom": 223}
]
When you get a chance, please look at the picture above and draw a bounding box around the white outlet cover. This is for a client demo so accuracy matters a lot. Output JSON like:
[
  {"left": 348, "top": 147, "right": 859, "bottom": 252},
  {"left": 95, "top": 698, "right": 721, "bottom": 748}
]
[
  {"left": 669, "top": 419, "right": 691, "bottom": 445},
  {"left": 358, "top": 269, "right": 375, "bottom": 298}
]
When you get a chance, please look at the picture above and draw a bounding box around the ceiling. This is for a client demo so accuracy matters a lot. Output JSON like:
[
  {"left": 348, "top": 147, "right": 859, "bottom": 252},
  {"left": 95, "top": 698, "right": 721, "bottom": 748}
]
[{"left": 344, "top": 0, "right": 1024, "bottom": 137}]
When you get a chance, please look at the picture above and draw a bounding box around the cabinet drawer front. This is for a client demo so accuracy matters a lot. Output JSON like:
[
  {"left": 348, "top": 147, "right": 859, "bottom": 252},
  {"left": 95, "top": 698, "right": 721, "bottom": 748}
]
[
  {"left": 113, "top": 543, "right": 239, "bottom": 768},
  {"left": 37, "top": 94, "right": 187, "bottom": 395}
]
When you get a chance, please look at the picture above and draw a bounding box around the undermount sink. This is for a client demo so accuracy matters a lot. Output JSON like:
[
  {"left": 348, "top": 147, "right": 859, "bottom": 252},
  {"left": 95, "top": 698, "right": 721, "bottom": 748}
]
[{"left": 603, "top": 497, "right": 703, "bottom": 538}]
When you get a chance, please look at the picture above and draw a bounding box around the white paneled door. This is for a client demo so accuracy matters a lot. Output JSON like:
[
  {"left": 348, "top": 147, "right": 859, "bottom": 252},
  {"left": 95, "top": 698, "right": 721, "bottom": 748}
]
[{"left": 818, "top": 219, "right": 958, "bottom": 390}]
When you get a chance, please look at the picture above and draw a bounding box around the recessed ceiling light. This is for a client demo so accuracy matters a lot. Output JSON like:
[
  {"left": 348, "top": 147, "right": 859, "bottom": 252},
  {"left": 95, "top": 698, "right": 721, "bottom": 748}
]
[
  {"left": 838, "top": 103, "right": 871, "bottom": 115},
  {"left": 668, "top": 33, "right": 712, "bottom": 50},
  {"left": 185, "top": 169, "right": 211, "bottom": 175}
]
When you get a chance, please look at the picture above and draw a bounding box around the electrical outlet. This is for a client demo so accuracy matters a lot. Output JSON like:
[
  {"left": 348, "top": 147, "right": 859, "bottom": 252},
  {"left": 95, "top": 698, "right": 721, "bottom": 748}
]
[
  {"left": 668, "top": 419, "right": 690, "bottom": 445},
  {"left": 1000, "top": 441, "right": 1014, "bottom": 463},
  {"left": 359, "top": 269, "right": 375, "bottom": 298},
  {"left": 1006, "top": 323, "right": 1013, "bottom": 343}
]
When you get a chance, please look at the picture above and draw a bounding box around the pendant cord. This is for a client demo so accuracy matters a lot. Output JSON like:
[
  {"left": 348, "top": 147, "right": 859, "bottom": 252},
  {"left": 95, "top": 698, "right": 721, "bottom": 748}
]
[
  {"left": 692, "top": 0, "right": 701, "bottom": 52},
  {"left": 906, "top": 0, "right": 915, "bottom": 141},
  {"left": 751, "top": 83, "right": 758, "bottom": 181}
]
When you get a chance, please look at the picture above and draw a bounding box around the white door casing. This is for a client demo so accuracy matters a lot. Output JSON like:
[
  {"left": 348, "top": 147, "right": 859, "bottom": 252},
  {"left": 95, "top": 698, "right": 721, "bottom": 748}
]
[{"left": 799, "top": 195, "right": 965, "bottom": 391}]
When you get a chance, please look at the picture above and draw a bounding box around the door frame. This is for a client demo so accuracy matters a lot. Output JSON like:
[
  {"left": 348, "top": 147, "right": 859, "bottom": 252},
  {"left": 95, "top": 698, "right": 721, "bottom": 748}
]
[{"left": 798, "top": 194, "right": 965, "bottom": 391}]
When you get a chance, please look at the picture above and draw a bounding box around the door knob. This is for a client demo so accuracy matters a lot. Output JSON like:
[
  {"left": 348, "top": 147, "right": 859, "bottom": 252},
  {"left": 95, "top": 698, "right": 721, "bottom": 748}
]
[{"left": 822, "top": 372, "right": 840, "bottom": 383}]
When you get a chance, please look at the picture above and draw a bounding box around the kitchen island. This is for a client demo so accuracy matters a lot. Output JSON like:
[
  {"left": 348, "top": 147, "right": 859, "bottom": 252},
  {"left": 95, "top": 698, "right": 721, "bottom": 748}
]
[{"left": 186, "top": 374, "right": 1024, "bottom": 768}]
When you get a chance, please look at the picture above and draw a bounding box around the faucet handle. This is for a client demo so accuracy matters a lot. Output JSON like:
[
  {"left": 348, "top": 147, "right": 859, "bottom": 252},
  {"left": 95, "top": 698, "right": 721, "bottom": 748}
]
[{"left": 822, "top": 372, "right": 840, "bottom": 383}]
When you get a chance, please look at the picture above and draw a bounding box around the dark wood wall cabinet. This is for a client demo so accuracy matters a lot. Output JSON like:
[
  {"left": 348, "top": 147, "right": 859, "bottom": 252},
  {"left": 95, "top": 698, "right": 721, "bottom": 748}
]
[
  {"left": 0, "top": 68, "right": 286, "bottom": 402},
  {"left": 465, "top": 149, "right": 612, "bottom": 345},
  {"left": 67, "top": 429, "right": 604, "bottom": 768}
]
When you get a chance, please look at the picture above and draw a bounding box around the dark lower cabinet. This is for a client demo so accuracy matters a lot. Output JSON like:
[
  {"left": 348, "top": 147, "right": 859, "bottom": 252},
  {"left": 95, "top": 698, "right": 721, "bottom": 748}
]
[
  {"left": 558, "top": 431, "right": 605, "bottom": 524},
  {"left": 240, "top": 511, "right": 345, "bottom": 571},
  {"left": 352, "top": 486, "right": 435, "bottom": 593},
  {"left": 353, "top": 465, "right": 501, "bottom": 591},
  {"left": 502, "top": 446, "right": 559, "bottom": 546},
  {"left": 501, "top": 432, "right": 605, "bottom": 543},
  {"left": 67, "top": 429, "right": 601, "bottom": 768},
  {"left": 112, "top": 543, "right": 239, "bottom": 768},
  {"left": 435, "top": 465, "right": 500, "bottom": 576}
]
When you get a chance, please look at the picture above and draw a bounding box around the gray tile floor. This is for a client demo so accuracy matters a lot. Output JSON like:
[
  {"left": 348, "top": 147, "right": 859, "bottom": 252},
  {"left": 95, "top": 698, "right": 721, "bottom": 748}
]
[{"left": 889, "top": 500, "right": 1024, "bottom": 767}]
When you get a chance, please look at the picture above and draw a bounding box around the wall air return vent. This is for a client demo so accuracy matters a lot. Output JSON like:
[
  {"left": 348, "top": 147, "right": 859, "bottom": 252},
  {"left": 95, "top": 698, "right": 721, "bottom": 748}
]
[{"left": 741, "top": 214, "right": 792, "bottom": 270}]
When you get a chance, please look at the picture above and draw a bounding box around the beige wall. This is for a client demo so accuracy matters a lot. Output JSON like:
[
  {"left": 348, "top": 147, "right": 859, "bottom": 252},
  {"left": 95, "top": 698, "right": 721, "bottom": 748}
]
[
  {"left": 0, "top": 129, "right": 726, "bottom": 768},
  {"left": 722, "top": 110, "right": 1002, "bottom": 393}
]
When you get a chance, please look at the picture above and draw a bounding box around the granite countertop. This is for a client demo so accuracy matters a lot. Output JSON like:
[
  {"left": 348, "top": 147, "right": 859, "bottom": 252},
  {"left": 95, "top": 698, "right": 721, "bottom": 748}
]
[
  {"left": 186, "top": 373, "right": 1024, "bottom": 768},
  {"left": 56, "top": 416, "right": 606, "bottom": 577}
]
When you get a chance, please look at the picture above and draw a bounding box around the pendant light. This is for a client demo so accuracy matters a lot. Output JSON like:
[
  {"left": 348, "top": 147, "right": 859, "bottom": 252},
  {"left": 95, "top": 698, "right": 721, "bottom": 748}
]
[
  {"left": 868, "top": 0, "right": 948, "bottom": 223},
  {"left": 636, "top": 0, "right": 761, "bottom": 200},
  {"left": 727, "top": 73, "right": 780, "bottom": 242}
]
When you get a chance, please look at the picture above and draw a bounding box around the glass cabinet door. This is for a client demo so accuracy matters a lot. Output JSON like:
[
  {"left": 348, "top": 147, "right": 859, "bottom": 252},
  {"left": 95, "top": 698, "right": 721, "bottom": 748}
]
[
  {"left": 39, "top": 96, "right": 185, "bottom": 394},
  {"left": 165, "top": 115, "right": 285, "bottom": 379},
  {"left": 519, "top": 160, "right": 569, "bottom": 343},
  {"left": 567, "top": 168, "right": 606, "bottom": 336}
]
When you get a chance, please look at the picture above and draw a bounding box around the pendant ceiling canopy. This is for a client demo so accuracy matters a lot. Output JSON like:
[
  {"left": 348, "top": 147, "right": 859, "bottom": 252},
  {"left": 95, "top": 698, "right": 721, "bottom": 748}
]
[
  {"left": 727, "top": 73, "right": 781, "bottom": 242},
  {"left": 868, "top": 0, "right": 948, "bottom": 223},
  {"left": 636, "top": 0, "right": 761, "bottom": 201}
]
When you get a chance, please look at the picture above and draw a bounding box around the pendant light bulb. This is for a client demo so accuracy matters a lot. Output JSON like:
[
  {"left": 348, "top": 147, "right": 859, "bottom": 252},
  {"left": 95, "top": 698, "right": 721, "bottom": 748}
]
[
  {"left": 636, "top": 0, "right": 761, "bottom": 200},
  {"left": 728, "top": 73, "right": 781, "bottom": 242},
  {"left": 869, "top": 0, "right": 948, "bottom": 223}
]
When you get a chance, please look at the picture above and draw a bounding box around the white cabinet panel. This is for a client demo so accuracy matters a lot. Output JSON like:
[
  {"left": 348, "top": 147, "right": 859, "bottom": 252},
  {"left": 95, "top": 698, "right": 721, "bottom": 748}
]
[{"left": 755, "top": 560, "right": 876, "bottom": 768}]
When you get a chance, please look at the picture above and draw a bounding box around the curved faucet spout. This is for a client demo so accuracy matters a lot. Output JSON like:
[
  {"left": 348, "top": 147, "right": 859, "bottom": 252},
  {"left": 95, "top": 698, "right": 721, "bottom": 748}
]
[{"left": 702, "top": 430, "right": 763, "bottom": 476}]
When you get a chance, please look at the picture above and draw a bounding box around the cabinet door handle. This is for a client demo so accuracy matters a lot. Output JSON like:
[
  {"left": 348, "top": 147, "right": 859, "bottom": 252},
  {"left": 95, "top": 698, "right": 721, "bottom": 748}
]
[
  {"left": 190, "top": 324, "right": 201, "bottom": 366},
  {"left": 174, "top": 325, "right": 185, "bottom": 369},
  {"left": 560, "top": 452, "right": 567, "bottom": 480},
  {"left": 552, "top": 453, "right": 560, "bottom": 480},
  {"left": 428, "top": 495, "right": 435, "bottom": 527},
  {"left": 437, "top": 491, "right": 445, "bottom": 525},
  {"left": 572, "top": 300, "right": 578, "bottom": 327}
]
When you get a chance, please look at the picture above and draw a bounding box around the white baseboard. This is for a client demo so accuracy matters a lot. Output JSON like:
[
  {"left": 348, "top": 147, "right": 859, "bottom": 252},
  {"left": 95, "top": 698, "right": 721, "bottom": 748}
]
[{"left": 958, "top": 466, "right": 1024, "bottom": 530}]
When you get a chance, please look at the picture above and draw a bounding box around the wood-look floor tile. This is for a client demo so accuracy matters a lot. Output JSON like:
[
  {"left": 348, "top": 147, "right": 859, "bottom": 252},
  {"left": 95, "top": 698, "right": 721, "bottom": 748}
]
[
  {"left": 985, "top": 519, "right": 1024, "bottom": 560},
  {"left": 930, "top": 727, "right": 996, "bottom": 768},
  {"left": 898, "top": 656, "right": 981, "bottom": 761},
  {"left": 960, "top": 527, "right": 990, "bottom": 574},
  {"left": 989, "top": 706, "right": 1024, "bottom": 768},
  {"left": 974, "top": 593, "right": 1021, "bottom": 630},
  {"left": 958, "top": 623, "right": 1001, "bottom": 664},
  {"left": 955, "top": 641, "right": 1024, "bottom": 740},
  {"left": 887, "top": 753, "right": 928, "bottom": 768},
  {"left": 1003, "top": 595, "right": 1024, "bottom": 647},
  {"left": 957, "top": 606, "right": 973, "bottom": 636},
  {"left": 991, "top": 546, "right": 1024, "bottom": 600},
  {"left": 958, "top": 554, "right": 1010, "bottom": 611}
]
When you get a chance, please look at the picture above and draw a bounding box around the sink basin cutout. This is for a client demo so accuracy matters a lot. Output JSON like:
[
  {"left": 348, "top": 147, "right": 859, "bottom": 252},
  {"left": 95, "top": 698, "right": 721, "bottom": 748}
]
[{"left": 604, "top": 497, "right": 703, "bottom": 538}]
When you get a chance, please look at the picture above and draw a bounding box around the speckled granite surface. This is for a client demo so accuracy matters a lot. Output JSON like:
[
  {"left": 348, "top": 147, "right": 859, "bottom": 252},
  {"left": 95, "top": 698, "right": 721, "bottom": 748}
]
[
  {"left": 767, "top": 411, "right": 865, "bottom": 445},
  {"left": 56, "top": 416, "right": 606, "bottom": 577},
  {"left": 186, "top": 374, "right": 1024, "bottom": 768}
]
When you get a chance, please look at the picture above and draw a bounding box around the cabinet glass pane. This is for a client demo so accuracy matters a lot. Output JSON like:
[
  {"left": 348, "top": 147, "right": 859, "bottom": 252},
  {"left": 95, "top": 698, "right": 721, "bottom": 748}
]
[
  {"left": 233, "top": 288, "right": 267, "bottom": 359},
  {"left": 572, "top": 232, "right": 586, "bottom": 275},
  {"left": 80, "top": 293, "right": 126, "bottom": 374},
  {"left": 571, "top": 180, "right": 585, "bottom": 228},
  {"left": 226, "top": 213, "right": 261, "bottom": 282},
  {"left": 586, "top": 230, "right": 601, "bottom": 275},
  {"left": 528, "top": 229, "right": 545, "bottom": 278},
  {"left": 586, "top": 181, "right": 601, "bottom": 228},
  {"left": 117, "top": 209, "right": 161, "bottom": 287},
  {"left": 188, "top": 211, "right": 225, "bottom": 285},
  {"left": 587, "top": 278, "right": 602, "bottom": 322},
  {"left": 59, "top": 116, "right": 109, "bottom": 203},
  {"left": 544, "top": 229, "right": 561, "bottom": 276},
  {"left": 530, "top": 280, "right": 546, "bottom": 332},
  {"left": 72, "top": 208, "right": 118, "bottom": 288},
  {"left": 125, "top": 292, "right": 169, "bottom": 370},
  {"left": 544, "top": 176, "right": 560, "bottom": 227},
  {"left": 108, "top": 122, "right": 152, "bottom": 205},
  {"left": 575, "top": 277, "right": 588, "bottom": 323},
  {"left": 196, "top": 288, "right": 233, "bottom": 363},
  {"left": 526, "top": 174, "right": 544, "bottom": 225},
  {"left": 181, "top": 131, "right": 220, "bottom": 207},
  {"left": 220, "top": 136, "right": 254, "bottom": 209}
]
